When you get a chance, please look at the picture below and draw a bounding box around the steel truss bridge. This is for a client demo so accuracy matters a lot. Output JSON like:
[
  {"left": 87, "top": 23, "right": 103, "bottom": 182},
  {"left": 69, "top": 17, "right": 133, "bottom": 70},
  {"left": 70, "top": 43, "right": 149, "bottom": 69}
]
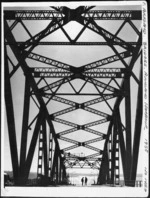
[{"left": 4, "top": 6, "right": 142, "bottom": 186}]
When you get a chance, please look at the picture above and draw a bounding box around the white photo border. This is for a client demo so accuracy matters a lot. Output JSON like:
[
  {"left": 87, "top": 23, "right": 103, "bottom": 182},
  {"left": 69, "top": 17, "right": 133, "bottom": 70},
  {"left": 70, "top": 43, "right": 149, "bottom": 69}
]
[{"left": 1, "top": 1, "right": 149, "bottom": 197}]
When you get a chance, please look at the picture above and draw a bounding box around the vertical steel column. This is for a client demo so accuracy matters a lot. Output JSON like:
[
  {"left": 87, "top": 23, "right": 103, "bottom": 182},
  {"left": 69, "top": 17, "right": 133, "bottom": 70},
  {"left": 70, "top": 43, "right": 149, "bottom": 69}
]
[
  {"left": 48, "top": 127, "right": 53, "bottom": 179},
  {"left": 55, "top": 150, "right": 59, "bottom": 184},
  {"left": 59, "top": 157, "right": 62, "bottom": 183},
  {"left": 37, "top": 120, "right": 49, "bottom": 185},
  {"left": 108, "top": 131, "right": 112, "bottom": 184},
  {"left": 115, "top": 131, "right": 120, "bottom": 185},
  {"left": 48, "top": 120, "right": 62, "bottom": 185},
  {"left": 98, "top": 122, "right": 113, "bottom": 185},
  {"left": 116, "top": 108, "right": 126, "bottom": 183},
  {"left": 4, "top": 46, "right": 19, "bottom": 184},
  {"left": 57, "top": 155, "right": 60, "bottom": 184},
  {"left": 98, "top": 149, "right": 109, "bottom": 185},
  {"left": 110, "top": 122, "right": 117, "bottom": 185},
  {"left": 42, "top": 119, "right": 48, "bottom": 180},
  {"left": 51, "top": 145, "right": 59, "bottom": 184},
  {"left": 124, "top": 76, "right": 132, "bottom": 185},
  {"left": 48, "top": 121, "right": 56, "bottom": 183},
  {"left": 62, "top": 162, "right": 67, "bottom": 182},
  {"left": 130, "top": 65, "right": 142, "bottom": 186},
  {"left": 37, "top": 129, "right": 43, "bottom": 178},
  {"left": 50, "top": 148, "right": 55, "bottom": 182},
  {"left": 98, "top": 121, "right": 113, "bottom": 185},
  {"left": 59, "top": 157, "right": 61, "bottom": 183},
  {"left": 110, "top": 115, "right": 120, "bottom": 185},
  {"left": 23, "top": 111, "right": 44, "bottom": 184},
  {"left": 20, "top": 76, "right": 30, "bottom": 180},
  {"left": 60, "top": 158, "right": 66, "bottom": 183}
]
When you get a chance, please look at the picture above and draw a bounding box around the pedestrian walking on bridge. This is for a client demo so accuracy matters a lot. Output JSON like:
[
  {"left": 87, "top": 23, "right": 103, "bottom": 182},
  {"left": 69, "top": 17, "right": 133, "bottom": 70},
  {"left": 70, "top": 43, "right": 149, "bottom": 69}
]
[
  {"left": 85, "top": 177, "right": 88, "bottom": 185},
  {"left": 81, "top": 177, "right": 84, "bottom": 186}
]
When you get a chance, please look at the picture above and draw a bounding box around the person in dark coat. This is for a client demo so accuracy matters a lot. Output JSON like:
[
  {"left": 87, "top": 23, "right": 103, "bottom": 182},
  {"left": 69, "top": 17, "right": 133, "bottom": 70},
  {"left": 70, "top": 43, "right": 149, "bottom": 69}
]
[
  {"left": 81, "top": 177, "right": 84, "bottom": 186},
  {"left": 85, "top": 177, "right": 88, "bottom": 185}
]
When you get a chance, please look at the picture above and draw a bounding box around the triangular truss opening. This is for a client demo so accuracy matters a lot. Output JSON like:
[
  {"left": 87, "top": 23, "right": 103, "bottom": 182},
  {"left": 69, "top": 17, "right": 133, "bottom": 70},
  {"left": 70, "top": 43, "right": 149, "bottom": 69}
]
[
  {"left": 117, "top": 22, "right": 140, "bottom": 42},
  {"left": 78, "top": 25, "right": 106, "bottom": 42},
  {"left": 63, "top": 129, "right": 100, "bottom": 142},
  {"left": 58, "top": 109, "right": 103, "bottom": 125}
]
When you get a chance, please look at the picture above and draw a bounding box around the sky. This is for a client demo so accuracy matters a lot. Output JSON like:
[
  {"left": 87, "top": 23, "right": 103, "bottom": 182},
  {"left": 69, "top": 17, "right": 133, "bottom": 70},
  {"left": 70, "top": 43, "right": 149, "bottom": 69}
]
[{"left": 3, "top": 3, "right": 143, "bottom": 183}]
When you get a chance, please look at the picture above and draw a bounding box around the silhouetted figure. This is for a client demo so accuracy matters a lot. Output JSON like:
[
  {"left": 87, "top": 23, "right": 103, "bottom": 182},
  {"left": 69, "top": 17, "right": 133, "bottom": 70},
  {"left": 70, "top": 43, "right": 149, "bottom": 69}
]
[
  {"left": 81, "top": 177, "right": 84, "bottom": 186},
  {"left": 85, "top": 177, "right": 88, "bottom": 185}
]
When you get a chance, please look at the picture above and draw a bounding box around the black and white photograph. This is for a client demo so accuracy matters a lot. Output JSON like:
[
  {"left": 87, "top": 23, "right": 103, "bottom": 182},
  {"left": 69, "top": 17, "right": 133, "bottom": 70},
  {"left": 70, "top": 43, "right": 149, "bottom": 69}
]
[{"left": 1, "top": 1, "right": 149, "bottom": 197}]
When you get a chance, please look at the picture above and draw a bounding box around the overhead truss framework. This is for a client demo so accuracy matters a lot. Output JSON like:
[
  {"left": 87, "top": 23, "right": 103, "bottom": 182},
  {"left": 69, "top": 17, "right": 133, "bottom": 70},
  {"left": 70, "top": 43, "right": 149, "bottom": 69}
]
[{"left": 4, "top": 6, "right": 142, "bottom": 187}]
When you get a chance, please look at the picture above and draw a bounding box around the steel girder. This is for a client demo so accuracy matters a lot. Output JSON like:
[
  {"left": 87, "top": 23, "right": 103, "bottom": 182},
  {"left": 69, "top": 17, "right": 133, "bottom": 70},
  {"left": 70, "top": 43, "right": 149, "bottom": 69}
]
[
  {"left": 6, "top": 41, "right": 140, "bottom": 46},
  {"left": 4, "top": 46, "right": 19, "bottom": 183},
  {"left": 64, "top": 157, "right": 101, "bottom": 169},
  {"left": 4, "top": 6, "right": 142, "bottom": 187},
  {"left": 30, "top": 67, "right": 127, "bottom": 78},
  {"left": 129, "top": 61, "right": 142, "bottom": 186},
  {"left": 4, "top": 10, "right": 141, "bottom": 20}
]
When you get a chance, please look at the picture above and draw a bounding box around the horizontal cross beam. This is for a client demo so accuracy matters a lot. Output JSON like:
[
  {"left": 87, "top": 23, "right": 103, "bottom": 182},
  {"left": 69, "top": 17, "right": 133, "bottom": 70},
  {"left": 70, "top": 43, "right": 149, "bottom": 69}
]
[
  {"left": 30, "top": 67, "right": 126, "bottom": 78},
  {"left": 64, "top": 156, "right": 102, "bottom": 161},
  {"left": 83, "top": 68, "right": 126, "bottom": 78},
  {"left": 4, "top": 10, "right": 141, "bottom": 20},
  {"left": 32, "top": 71, "right": 73, "bottom": 78},
  {"left": 6, "top": 41, "right": 140, "bottom": 46},
  {"left": 4, "top": 10, "right": 64, "bottom": 20},
  {"left": 64, "top": 159, "right": 100, "bottom": 169},
  {"left": 45, "top": 93, "right": 118, "bottom": 96},
  {"left": 82, "top": 10, "right": 141, "bottom": 20},
  {"left": 37, "top": 77, "right": 120, "bottom": 94}
]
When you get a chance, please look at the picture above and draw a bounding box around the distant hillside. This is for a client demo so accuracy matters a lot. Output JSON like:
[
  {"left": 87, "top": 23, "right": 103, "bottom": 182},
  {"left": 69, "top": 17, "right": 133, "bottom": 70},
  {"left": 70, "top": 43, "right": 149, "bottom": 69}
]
[
  {"left": 69, "top": 173, "right": 143, "bottom": 180},
  {"left": 4, "top": 171, "right": 142, "bottom": 180}
]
